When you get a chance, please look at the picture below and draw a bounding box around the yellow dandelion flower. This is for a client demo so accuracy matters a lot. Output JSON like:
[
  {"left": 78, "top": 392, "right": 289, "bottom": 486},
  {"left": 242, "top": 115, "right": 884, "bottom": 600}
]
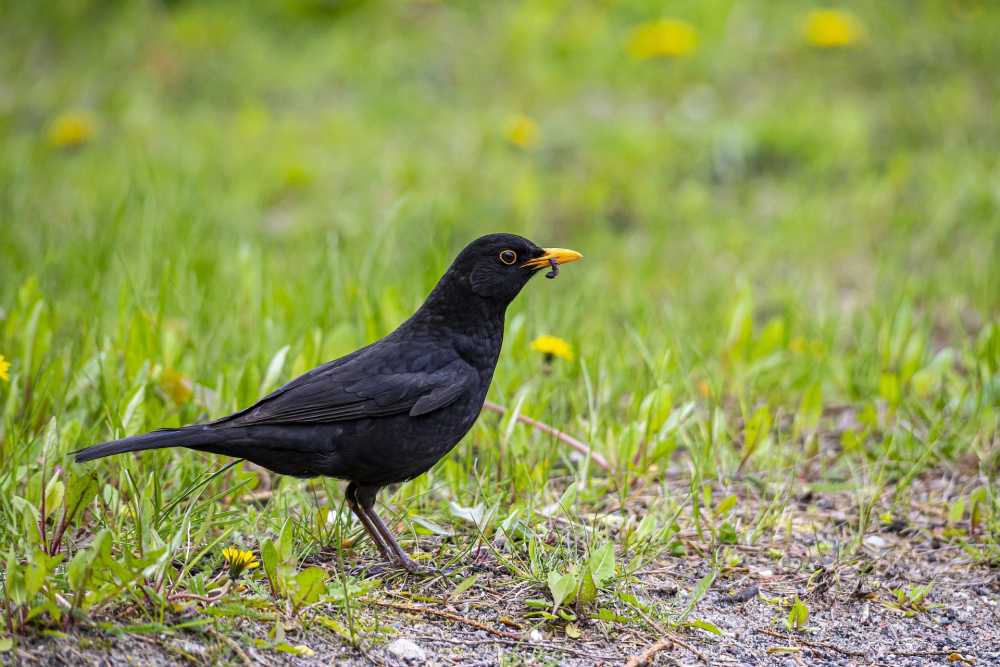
[
  {"left": 627, "top": 19, "right": 698, "bottom": 60},
  {"left": 222, "top": 546, "right": 259, "bottom": 579},
  {"left": 506, "top": 114, "right": 539, "bottom": 150},
  {"left": 804, "top": 9, "right": 863, "bottom": 48},
  {"left": 531, "top": 335, "right": 574, "bottom": 362},
  {"left": 47, "top": 111, "right": 97, "bottom": 149},
  {"left": 160, "top": 367, "right": 194, "bottom": 404},
  {"left": 0, "top": 355, "right": 9, "bottom": 382}
]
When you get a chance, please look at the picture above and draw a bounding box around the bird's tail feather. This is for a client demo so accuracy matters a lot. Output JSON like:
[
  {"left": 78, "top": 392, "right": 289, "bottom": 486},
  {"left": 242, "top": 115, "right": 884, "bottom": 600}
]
[{"left": 73, "top": 426, "right": 218, "bottom": 463}]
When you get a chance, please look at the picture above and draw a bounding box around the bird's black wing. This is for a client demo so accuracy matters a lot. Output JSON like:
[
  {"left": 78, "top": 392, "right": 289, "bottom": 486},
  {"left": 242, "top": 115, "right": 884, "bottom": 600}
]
[{"left": 215, "top": 342, "right": 477, "bottom": 427}]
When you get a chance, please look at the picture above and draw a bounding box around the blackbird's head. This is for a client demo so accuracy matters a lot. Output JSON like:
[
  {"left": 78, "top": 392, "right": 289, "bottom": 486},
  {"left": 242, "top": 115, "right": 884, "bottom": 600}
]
[{"left": 448, "top": 233, "right": 582, "bottom": 305}]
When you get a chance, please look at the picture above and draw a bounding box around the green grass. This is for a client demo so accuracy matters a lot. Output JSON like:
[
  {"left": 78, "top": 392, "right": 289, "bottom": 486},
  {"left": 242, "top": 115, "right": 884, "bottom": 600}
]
[{"left": 1, "top": 0, "right": 998, "bottom": 657}]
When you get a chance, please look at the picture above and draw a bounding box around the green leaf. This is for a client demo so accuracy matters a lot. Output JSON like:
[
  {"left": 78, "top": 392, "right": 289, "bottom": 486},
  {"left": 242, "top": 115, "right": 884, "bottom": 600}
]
[
  {"left": 796, "top": 383, "right": 823, "bottom": 434},
  {"left": 260, "top": 540, "right": 281, "bottom": 595},
  {"left": 727, "top": 294, "right": 753, "bottom": 351},
  {"left": 678, "top": 569, "right": 716, "bottom": 623},
  {"left": 24, "top": 552, "right": 62, "bottom": 598},
  {"left": 715, "top": 494, "right": 738, "bottom": 518},
  {"left": 907, "top": 584, "right": 931, "bottom": 605},
  {"left": 260, "top": 345, "right": 290, "bottom": 394},
  {"left": 786, "top": 596, "right": 809, "bottom": 631},
  {"left": 754, "top": 318, "right": 786, "bottom": 358},
  {"left": 586, "top": 543, "right": 616, "bottom": 588},
  {"left": 449, "top": 573, "right": 479, "bottom": 600},
  {"left": 948, "top": 498, "right": 965, "bottom": 524},
  {"left": 0, "top": 637, "right": 12, "bottom": 652},
  {"left": 292, "top": 566, "right": 327, "bottom": 607},
  {"left": 315, "top": 615, "right": 354, "bottom": 641},
  {"left": 633, "top": 513, "right": 658, "bottom": 543},
  {"left": 743, "top": 405, "right": 771, "bottom": 459},
  {"left": 122, "top": 385, "right": 146, "bottom": 436},
  {"left": 687, "top": 618, "right": 724, "bottom": 635},
  {"left": 557, "top": 607, "right": 577, "bottom": 621},
  {"left": 4, "top": 551, "right": 25, "bottom": 605},
  {"left": 970, "top": 486, "right": 987, "bottom": 531},
  {"left": 411, "top": 516, "right": 454, "bottom": 536},
  {"left": 27, "top": 600, "right": 60, "bottom": 623},
  {"left": 526, "top": 610, "right": 558, "bottom": 621},
  {"left": 270, "top": 620, "right": 285, "bottom": 643},
  {"left": 67, "top": 547, "right": 92, "bottom": 592},
  {"left": 576, "top": 567, "right": 597, "bottom": 607},
  {"left": 451, "top": 501, "right": 486, "bottom": 528},
  {"left": 273, "top": 642, "right": 315, "bottom": 658},
  {"left": 112, "top": 623, "right": 172, "bottom": 635},
  {"left": 12, "top": 496, "right": 39, "bottom": 524},
  {"left": 718, "top": 522, "right": 738, "bottom": 544},
  {"left": 43, "top": 477, "right": 65, "bottom": 520},
  {"left": 547, "top": 570, "right": 577, "bottom": 609},
  {"left": 596, "top": 608, "right": 632, "bottom": 623},
  {"left": 42, "top": 417, "right": 59, "bottom": 456},
  {"left": 62, "top": 470, "right": 99, "bottom": 528},
  {"left": 878, "top": 372, "right": 900, "bottom": 407},
  {"left": 558, "top": 483, "right": 578, "bottom": 511},
  {"left": 277, "top": 521, "right": 294, "bottom": 562}
]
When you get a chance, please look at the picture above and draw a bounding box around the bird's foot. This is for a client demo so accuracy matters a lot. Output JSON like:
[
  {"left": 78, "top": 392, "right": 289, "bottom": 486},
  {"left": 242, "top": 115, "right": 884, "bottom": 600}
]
[
  {"left": 396, "top": 556, "right": 442, "bottom": 576},
  {"left": 350, "top": 557, "right": 443, "bottom": 577}
]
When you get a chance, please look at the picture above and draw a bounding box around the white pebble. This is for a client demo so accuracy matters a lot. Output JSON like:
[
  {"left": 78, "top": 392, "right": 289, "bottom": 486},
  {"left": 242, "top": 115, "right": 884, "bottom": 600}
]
[{"left": 387, "top": 638, "right": 427, "bottom": 662}]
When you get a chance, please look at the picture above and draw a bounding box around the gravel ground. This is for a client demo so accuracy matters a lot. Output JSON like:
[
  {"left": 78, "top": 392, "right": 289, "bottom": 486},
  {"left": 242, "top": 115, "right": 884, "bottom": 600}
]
[{"left": 6, "top": 473, "right": 997, "bottom": 666}]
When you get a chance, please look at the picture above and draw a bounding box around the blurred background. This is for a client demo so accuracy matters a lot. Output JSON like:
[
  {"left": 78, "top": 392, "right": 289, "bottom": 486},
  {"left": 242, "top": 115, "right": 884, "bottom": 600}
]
[{"left": 0, "top": 0, "right": 997, "bottom": 460}]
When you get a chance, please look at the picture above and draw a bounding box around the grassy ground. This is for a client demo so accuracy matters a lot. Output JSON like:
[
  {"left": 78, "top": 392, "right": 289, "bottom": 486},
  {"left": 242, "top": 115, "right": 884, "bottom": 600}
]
[{"left": 1, "top": 1, "right": 998, "bottom": 664}]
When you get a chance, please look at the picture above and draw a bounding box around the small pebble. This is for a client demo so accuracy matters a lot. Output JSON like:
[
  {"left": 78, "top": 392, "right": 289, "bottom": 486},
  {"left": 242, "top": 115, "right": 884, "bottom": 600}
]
[
  {"left": 387, "top": 638, "right": 426, "bottom": 662},
  {"left": 864, "top": 535, "right": 888, "bottom": 549}
]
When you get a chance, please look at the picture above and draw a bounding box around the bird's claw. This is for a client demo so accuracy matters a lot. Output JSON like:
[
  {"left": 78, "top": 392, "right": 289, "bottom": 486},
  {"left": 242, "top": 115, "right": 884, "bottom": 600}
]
[
  {"left": 351, "top": 557, "right": 443, "bottom": 577},
  {"left": 397, "top": 557, "right": 444, "bottom": 576}
]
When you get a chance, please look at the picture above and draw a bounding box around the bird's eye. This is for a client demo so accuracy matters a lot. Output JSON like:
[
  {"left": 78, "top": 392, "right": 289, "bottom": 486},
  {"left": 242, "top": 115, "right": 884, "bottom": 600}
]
[{"left": 499, "top": 249, "right": 517, "bottom": 265}]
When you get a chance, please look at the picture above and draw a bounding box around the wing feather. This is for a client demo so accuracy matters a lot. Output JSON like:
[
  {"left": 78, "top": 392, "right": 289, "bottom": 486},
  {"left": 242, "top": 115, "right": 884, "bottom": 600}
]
[{"left": 215, "top": 346, "right": 476, "bottom": 427}]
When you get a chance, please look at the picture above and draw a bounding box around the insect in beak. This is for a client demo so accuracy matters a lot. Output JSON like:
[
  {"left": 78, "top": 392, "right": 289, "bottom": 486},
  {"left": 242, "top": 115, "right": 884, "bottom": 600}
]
[{"left": 521, "top": 248, "right": 582, "bottom": 278}]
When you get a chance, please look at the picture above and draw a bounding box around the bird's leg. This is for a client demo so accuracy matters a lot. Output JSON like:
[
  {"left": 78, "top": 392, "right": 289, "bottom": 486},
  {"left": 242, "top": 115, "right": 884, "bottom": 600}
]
[
  {"left": 354, "top": 485, "right": 434, "bottom": 575},
  {"left": 345, "top": 482, "right": 393, "bottom": 564}
]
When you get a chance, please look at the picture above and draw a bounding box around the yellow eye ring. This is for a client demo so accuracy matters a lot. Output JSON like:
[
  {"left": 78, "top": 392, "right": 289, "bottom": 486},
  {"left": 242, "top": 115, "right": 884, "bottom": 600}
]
[{"left": 499, "top": 249, "right": 517, "bottom": 265}]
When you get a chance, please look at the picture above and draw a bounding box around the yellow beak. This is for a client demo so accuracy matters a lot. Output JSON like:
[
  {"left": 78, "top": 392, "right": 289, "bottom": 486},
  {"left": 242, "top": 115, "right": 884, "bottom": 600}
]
[{"left": 521, "top": 247, "right": 583, "bottom": 270}]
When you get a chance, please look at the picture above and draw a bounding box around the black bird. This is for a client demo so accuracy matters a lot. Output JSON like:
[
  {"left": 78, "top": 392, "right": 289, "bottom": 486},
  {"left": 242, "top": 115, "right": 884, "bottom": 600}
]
[{"left": 74, "top": 233, "right": 582, "bottom": 572}]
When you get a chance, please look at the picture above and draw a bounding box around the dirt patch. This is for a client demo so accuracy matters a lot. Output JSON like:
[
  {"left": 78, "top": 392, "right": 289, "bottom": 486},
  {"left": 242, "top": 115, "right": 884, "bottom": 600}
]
[{"left": 6, "top": 472, "right": 998, "bottom": 666}]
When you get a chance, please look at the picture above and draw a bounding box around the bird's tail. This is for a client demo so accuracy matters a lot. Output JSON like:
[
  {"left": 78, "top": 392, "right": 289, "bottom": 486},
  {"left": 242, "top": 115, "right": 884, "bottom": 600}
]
[{"left": 73, "top": 425, "right": 219, "bottom": 463}]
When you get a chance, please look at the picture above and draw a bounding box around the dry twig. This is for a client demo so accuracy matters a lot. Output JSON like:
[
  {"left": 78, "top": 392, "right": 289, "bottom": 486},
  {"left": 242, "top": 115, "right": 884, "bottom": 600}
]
[
  {"left": 756, "top": 628, "right": 865, "bottom": 657},
  {"left": 625, "top": 637, "right": 677, "bottom": 667},
  {"left": 624, "top": 600, "right": 708, "bottom": 664}
]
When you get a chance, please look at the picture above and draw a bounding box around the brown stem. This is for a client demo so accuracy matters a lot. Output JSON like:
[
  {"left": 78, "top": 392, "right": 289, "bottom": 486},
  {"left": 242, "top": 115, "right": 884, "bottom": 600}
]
[
  {"left": 50, "top": 481, "right": 91, "bottom": 556},
  {"left": 482, "top": 400, "right": 612, "bottom": 472},
  {"left": 38, "top": 465, "right": 49, "bottom": 553},
  {"left": 625, "top": 637, "right": 676, "bottom": 667}
]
